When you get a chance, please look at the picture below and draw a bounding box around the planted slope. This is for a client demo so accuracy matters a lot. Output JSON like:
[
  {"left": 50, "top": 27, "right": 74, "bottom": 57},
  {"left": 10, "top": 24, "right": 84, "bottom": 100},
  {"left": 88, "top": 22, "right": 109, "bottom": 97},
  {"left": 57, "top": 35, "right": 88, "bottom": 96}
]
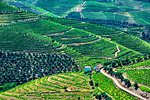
[
  {"left": 0, "top": 1, "right": 41, "bottom": 25},
  {"left": 50, "top": 28, "right": 99, "bottom": 44},
  {"left": 107, "top": 32, "right": 150, "bottom": 54},
  {"left": 0, "top": 19, "right": 69, "bottom": 51},
  {"left": 93, "top": 72, "right": 138, "bottom": 100},
  {"left": 118, "top": 69, "right": 150, "bottom": 86},
  {"left": 69, "top": 37, "right": 141, "bottom": 59},
  {"left": 0, "top": 1, "right": 18, "bottom": 11},
  {"left": 0, "top": 72, "right": 94, "bottom": 100},
  {"left": 35, "top": 0, "right": 83, "bottom": 17}
]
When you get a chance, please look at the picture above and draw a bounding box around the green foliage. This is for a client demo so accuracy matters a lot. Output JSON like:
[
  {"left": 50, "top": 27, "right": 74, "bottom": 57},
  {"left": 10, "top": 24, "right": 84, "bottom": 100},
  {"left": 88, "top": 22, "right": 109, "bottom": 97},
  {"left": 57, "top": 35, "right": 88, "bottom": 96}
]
[{"left": 0, "top": 82, "right": 17, "bottom": 92}]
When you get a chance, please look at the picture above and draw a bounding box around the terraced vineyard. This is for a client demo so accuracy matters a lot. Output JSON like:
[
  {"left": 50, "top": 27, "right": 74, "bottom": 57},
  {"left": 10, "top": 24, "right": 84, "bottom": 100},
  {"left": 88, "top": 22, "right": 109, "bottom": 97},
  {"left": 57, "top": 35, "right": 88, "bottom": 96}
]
[
  {"left": 69, "top": 37, "right": 141, "bottom": 59},
  {"left": 81, "top": 1, "right": 133, "bottom": 21},
  {"left": 129, "top": 11, "right": 150, "bottom": 25},
  {"left": 71, "top": 22, "right": 120, "bottom": 35},
  {"left": 107, "top": 32, "right": 150, "bottom": 54},
  {"left": 50, "top": 28, "right": 99, "bottom": 45},
  {"left": 0, "top": 1, "right": 41, "bottom": 26},
  {"left": 93, "top": 72, "right": 138, "bottom": 100},
  {"left": 0, "top": 72, "right": 94, "bottom": 100}
]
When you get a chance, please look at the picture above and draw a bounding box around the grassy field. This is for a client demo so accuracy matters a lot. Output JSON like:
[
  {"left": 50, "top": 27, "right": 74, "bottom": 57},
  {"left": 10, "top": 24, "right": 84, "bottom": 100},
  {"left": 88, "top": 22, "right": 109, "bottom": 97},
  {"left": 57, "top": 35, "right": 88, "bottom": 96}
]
[
  {"left": 118, "top": 69, "right": 150, "bottom": 86},
  {"left": 93, "top": 72, "right": 138, "bottom": 100},
  {"left": 0, "top": 72, "right": 94, "bottom": 100}
]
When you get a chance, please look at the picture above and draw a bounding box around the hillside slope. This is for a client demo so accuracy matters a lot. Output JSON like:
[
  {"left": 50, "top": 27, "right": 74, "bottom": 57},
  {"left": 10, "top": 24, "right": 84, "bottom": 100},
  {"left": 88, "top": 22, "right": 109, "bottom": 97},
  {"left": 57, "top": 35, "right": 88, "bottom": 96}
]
[{"left": 0, "top": 72, "right": 94, "bottom": 100}]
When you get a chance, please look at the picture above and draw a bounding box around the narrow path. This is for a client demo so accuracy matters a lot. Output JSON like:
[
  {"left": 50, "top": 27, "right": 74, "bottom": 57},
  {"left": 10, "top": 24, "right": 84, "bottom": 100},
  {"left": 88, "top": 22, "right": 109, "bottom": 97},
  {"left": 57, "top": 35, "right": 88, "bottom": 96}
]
[
  {"left": 99, "top": 56, "right": 116, "bottom": 60},
  {"left": 67, "top": 36, "right": 101, "bottom": 46},
  {"left": 61, "top": 37, "right": 81, "bottom": 40},
  {"left": 77, "top": 1, "right": 86, "bottom": 12},
  {"left": 22, "top": 96, "right": 44, "bottom": 100},
  {"left": 42, "top": 11, "right": 48, "bottom": 15},
  {"left": 115, "top": 45, "right": 120, "bottom": 57},
  {"left": 56, "top": 44, "right": 67, "bottom": 50},
  {"left": 43, "top": 28, "right": 74, "bottom": 36},
  {"left": 100, "top": 68, "right": 147, "bottom": 100}
]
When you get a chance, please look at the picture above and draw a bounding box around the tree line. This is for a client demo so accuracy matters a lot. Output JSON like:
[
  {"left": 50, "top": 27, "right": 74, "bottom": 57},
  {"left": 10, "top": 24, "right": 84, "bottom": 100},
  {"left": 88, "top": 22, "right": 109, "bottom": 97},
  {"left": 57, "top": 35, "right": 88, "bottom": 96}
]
[{"left": 0, "top": 50, "right": 79, "bottom": 91}]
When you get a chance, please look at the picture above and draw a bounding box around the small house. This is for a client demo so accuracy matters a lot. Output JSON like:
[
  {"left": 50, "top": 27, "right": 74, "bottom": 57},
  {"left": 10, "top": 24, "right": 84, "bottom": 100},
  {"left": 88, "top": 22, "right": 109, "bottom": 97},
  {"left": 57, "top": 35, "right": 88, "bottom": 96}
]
[
  {"left": 94, "top": 64, "right": 103, "bottom": 72},
  {"left": 85, "top": 66, "right": 91, "bottom": 72},
  {"left": 88, "top": 34, "right": 93, "bottom": 37}
]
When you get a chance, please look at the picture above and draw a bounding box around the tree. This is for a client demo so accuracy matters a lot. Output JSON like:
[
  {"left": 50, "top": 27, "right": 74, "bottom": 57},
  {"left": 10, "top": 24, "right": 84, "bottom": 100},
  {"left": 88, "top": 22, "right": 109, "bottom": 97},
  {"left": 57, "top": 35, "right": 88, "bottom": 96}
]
[
  {"left": 95, "top": 83, "right": 99, "bottom": 87},
  {"left": 142, "top": 32, "right": 146, "bottom": 39},
  {"left": 119, "top": 75, "right": 124, "bottom": 82},
  {"left": 78, "top": 96, "right": 80, "bottom": 100},
  {"left": 123, "top": 79, "right": 131, "bottom": 88},
  {"left": 89, "top": 80, "right": 94, "bottom": 86},
  {"left": 96, "top": 94, "right": 101, "bottom": 100},
  {"left": 134, "top": 82, "right": 139, "bottom": 90}
]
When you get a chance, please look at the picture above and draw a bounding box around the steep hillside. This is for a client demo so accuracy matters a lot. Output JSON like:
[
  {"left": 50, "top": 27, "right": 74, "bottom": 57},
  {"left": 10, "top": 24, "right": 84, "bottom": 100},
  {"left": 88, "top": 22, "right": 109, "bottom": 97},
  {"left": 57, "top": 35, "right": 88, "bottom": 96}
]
[
  {"left": 0, "top": 1, "right": 41, "bottom": 26},
  {"left": 82, "top": 1, "right": 150, "bottom": 25},
  {"left": 4, "top": 0, "right": 84, "bottom": 17}
]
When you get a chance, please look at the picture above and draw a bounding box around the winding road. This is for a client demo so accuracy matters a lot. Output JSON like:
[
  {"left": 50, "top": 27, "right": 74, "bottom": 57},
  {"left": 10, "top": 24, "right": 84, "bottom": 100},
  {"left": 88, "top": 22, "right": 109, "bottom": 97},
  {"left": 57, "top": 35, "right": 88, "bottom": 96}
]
[{"left": 100, "top": 68, "right": 147, "bottom": 100}]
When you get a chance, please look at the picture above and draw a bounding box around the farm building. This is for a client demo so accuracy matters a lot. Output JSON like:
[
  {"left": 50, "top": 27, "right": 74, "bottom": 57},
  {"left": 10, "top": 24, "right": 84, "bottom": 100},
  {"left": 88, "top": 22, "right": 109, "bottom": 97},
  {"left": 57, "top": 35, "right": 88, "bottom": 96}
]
[
  {"left": 94, "top": 64, "right": 103, "bottom": 72},
  {"left": 85, "top": 66, "right": 91, "bottom": 72}
]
